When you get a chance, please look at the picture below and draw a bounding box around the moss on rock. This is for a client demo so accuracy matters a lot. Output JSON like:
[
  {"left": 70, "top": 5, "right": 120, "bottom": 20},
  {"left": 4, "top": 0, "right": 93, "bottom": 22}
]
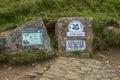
[{"left": 5, "top": 50, "right": 55, "bottom": 64}]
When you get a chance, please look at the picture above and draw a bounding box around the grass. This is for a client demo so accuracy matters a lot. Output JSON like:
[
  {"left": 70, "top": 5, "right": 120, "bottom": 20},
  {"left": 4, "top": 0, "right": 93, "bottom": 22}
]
[
  {"left": 71, "top": 50, "right": 90, "bottom": 55},
  {"left": 5, "top": 50, "right": 55, "bottom": 64},
  {"left": 0, "top": 0, "right": 119, "bottom": 28},
  {"left": 71, "top": 50, "right": 92, "bottom": 58}
]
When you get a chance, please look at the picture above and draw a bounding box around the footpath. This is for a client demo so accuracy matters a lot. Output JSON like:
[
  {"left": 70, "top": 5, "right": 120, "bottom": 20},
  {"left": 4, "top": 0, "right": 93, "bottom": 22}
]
[{"left": 16, "top": 57, "right": 119, "bottom": 80}]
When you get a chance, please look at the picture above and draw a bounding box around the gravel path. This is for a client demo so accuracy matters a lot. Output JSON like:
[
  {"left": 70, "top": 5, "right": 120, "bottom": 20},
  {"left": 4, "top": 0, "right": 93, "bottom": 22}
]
[{"left": 39, "top": 57, "right": 118, "bottom": 80}]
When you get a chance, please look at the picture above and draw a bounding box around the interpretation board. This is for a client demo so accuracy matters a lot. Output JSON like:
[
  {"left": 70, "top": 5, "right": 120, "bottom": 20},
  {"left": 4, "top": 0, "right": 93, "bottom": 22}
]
[
  {"left": 56, "top": 17, "right": 93, "bottom": 55},
  {"left": 22, "top": 29, "right": 43, "bottom": 46}
]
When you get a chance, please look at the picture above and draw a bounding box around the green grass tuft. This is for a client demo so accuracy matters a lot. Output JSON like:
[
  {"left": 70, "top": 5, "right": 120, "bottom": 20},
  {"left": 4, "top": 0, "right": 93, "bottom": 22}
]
[
  {"left": 71, "top": 50, "right": 90, "bottom": 55},
  {"left": 5, "top": 50, "right": 55, "bottom": 64}
]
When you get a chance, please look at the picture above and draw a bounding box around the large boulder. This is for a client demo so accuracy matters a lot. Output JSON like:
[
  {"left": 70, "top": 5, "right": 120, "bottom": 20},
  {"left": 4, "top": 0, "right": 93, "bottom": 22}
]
[
  {"left": 56, "top": 17, "right": 93, "bottom": 56},
  {"left": 2, "top": 18, "right": 53, "bottom": 54}
]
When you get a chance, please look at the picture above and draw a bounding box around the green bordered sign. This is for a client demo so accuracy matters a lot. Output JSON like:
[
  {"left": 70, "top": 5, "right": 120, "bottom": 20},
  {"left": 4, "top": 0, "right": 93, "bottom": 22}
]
[{"left": 22, "top": 29, "right": 43, "bottom": 46}]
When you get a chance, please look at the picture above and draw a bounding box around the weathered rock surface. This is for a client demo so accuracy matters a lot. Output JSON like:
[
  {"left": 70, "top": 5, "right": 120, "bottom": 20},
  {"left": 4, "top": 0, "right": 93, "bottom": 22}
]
[
  {"left": 2, "top": 18, "right": 53, "bottom": 54},
  {"left": 56, "top": 17, "right": 93, "bottom": 56},
  {"left": 0, "top": 38, "right": 5, "bottom": 51}
]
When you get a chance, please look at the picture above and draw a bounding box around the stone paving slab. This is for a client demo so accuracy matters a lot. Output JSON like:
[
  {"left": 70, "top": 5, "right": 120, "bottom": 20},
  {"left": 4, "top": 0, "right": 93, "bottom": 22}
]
[{"left": 39, "top": 57, "right": 119, "bottom": 80}]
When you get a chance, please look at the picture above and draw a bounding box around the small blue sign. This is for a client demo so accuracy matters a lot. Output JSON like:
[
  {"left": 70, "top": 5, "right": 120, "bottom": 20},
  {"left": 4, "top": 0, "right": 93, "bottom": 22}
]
[{"left": 22, "top": 29, "right": 43, "bottom": 46}]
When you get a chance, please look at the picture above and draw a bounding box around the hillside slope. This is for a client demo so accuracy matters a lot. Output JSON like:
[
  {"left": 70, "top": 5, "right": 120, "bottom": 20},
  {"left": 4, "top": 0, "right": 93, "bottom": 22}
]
[{"left": 0, "top": 0, "right": 120, "bottom": 49}]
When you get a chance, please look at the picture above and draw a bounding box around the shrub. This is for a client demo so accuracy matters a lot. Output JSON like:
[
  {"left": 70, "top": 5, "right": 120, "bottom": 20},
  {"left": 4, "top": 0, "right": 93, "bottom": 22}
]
[
  {"left": 52, "top": 40, "right": 58, "bottom": 49},
  {"left": 104, "top": 29, "right": 120, "bottom": 47}
]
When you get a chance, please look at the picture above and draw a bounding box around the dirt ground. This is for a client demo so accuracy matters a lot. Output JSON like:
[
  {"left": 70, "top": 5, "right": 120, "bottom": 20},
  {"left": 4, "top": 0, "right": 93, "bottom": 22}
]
[
  {"left": 94, "top": 48, "right": 120, "bottom": 79},
  {"left": 0, "top": 48, "right": 119, "bottom": 80},
  {"left": 0, "top": 58, "right": 56, "bottom": 80},
  {"left": 0, "top": 65, "right": 33, "bottom": 80}
]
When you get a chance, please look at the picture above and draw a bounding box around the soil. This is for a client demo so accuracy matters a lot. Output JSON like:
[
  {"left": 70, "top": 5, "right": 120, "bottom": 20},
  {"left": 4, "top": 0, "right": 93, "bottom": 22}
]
[
  {"left": 0, "top": 58, "right": 56, "bottom": 80},
  {"left": 0, "top": 48, "right": 119, "bottom": 80},
  {"left": 94, "top": 48, "right": 120, "bottom": 79},
  {"left": 0, "top": 65, "right": 33, "bottom": 80}
]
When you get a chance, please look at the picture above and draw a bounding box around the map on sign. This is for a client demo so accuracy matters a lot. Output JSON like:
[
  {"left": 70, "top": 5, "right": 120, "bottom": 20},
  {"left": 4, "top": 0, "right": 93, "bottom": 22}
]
[
  {"left": 67, "top": 20, "right": 85, "bottom": 36},
  {"left": 66, "top": 40, "right": 86, "bottom": 51},
  {"left": 22, "top": 29, "right": 43, "bottom": 46}
]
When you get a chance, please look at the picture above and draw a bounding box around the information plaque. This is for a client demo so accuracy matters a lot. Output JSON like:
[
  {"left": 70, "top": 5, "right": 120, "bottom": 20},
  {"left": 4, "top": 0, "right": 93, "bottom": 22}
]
[
  {"left": 22, "top": 29, "right": 43, "bottom": 46},
  {"left": 66, "top": 40, "right": 86, "bottom": 51},
  {"left": 67, "top": 20, "right": 85, "bottom": 36}
]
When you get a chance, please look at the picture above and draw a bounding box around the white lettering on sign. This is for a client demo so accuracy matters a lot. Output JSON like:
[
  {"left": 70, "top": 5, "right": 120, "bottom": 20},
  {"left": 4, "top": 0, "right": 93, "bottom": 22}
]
[
  {"left": 67, "top": 31, "right": 85, "bottom": 36},
  {"left": 66, "top": 40, "right": 86, "bottom": 51},
  {"left": 67, "top": 20, "right": 85, "bottom": 36}
]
